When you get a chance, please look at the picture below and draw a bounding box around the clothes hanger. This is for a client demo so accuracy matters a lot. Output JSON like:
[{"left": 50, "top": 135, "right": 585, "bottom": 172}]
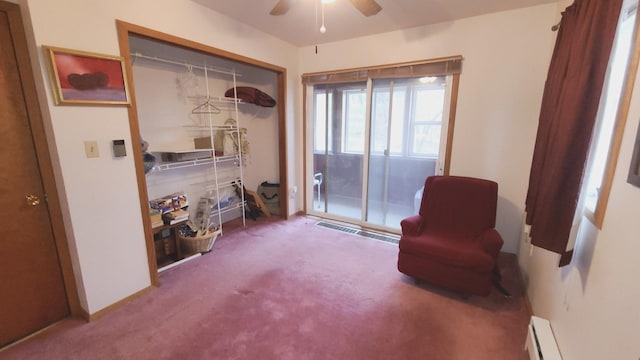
[
  {"left": 191, "top": 97, "right": 221, "bottom": 114},
  {"left": 191, "top": 64, "right": 221, "bottom": 114}
]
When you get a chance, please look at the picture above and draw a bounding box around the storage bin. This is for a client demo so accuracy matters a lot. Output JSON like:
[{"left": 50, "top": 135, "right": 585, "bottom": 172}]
[
  {"left": 257, "top": 181, "right": 280, "bottom": 216},
  {"left": 179, "top": 229, "right": 221, "bottom": 255}
]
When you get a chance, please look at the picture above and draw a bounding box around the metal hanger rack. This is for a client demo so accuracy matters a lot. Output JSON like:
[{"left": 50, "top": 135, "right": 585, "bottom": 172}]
[{"left": 134, "top": 51, "right": 246, "bottom": 231}]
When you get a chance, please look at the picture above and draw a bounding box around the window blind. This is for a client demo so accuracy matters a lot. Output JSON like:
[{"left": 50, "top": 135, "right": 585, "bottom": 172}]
[{"left": 301, "top": 56, "right": 463, "bottom": 84}]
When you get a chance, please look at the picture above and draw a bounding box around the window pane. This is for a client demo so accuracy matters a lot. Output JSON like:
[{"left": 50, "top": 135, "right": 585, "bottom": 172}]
[
  {"left": 344, "top": 90, "right": 366, "bottom": 153},
  {"left": 314, "top": 91, "right": 332, "bottom": 152},
  {"left": 414, "top": 88, "right": 444, "bottom": 124},
  {"left": 371, "top": 90, "right": 389, "bottom": 154},
  {"left": 413, "top": 124, "right": 442, "bottom": 155},
  {"left": 389, "top": 90, "right": 406, "bottom": 154},
  {"left": 412, "top": 87, "right": 445, "bottom": 157}
]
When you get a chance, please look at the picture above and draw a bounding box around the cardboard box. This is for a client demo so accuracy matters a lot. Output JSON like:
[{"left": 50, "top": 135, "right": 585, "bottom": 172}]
[
  {"left": 160, "top": 150, "right": 212, "bottom": 162},
  {"left": 194, "top": 136, "right": 226, "bottom": 156},
  {"left": 194, "top": 136, "right": 215, "bottom": 150}
]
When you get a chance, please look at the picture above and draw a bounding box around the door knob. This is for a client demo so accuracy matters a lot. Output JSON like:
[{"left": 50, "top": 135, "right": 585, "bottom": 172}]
[{"left": 26, "top": 194, "right": 40, "bottom": 206}]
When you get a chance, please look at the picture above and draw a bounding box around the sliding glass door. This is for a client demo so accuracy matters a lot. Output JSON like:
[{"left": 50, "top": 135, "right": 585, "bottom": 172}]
[
  {"left": 366, "top": 77, "right": 449, "bottom": 228},
  {"left": 306, "top": 71, "right": 456, "bottom": 233}
]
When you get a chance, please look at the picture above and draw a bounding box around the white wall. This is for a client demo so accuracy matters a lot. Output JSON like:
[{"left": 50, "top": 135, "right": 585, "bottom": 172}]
[
  {"left": 19, "top": 0, "right": 299, "bottom": 314},
  {"left": 298, "top": 4, "right": 558, "bottom": 253}
]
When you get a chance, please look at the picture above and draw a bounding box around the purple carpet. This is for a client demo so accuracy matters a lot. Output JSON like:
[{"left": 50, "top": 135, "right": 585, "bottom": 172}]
[{"left": 1, "top": 216, "right": 530, "bottom": 359}]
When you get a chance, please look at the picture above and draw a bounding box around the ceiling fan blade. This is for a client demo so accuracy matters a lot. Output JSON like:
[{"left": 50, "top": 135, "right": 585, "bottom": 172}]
[
  {"left": 270, "top": 0, "right": 297, "bottom": 16},
  {"left": 349, "top": 0, "right": 382, "bottom": 17}
]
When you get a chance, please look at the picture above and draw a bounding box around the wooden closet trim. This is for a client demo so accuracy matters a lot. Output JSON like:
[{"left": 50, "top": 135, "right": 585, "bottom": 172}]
[{"left": 116, "top": 20, "right": 288, "bottom": 285}]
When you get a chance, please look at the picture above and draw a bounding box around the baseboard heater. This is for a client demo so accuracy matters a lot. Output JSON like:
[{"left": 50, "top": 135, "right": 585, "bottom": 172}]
[{"left": 525, "top": 316, "right": 562, "bottom": 360}]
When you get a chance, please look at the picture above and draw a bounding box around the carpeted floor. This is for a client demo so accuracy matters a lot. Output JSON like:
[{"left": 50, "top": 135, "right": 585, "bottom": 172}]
[{"left": 1, "top": 216, "right": 530, "bottom": 359}]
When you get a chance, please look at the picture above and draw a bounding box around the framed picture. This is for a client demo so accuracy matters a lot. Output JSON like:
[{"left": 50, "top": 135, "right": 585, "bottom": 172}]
[
  {"left": 43, "top": 45, "right": 130, "bottom": 106},
  {"left": 628, "top": 119, "right": 640, "bottom": 187}
]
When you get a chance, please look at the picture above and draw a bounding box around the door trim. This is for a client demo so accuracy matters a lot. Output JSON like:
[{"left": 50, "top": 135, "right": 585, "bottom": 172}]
[{"left": 1, "top": 1, "right": 81, "bottom": 317}]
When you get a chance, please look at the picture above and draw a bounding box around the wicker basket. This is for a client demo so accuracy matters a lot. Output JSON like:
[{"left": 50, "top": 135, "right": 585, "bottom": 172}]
[{"left": 179, "top": 229, "right": 220, "bottom": 255}]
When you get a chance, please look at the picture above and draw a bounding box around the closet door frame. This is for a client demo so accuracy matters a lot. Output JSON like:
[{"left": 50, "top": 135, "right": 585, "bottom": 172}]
[{"left": 116, "top": 21, "right": 288, "bottom": 285}]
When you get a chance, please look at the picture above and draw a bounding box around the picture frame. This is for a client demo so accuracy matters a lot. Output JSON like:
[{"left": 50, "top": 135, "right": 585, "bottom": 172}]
[
  {"left": 43, "top": 45, "right": 130, "bottom": 106},
  {"left": 628, "top": 119, "right": 640, "bottom": 187}
]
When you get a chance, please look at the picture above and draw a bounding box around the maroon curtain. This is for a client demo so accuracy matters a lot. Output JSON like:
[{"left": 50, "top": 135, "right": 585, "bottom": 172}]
[{"left": 525, "top": 0, "right": 622, "bottom": 266}]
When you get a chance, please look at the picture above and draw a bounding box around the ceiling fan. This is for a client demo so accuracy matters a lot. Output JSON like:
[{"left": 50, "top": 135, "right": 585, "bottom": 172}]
[{"left": 270, "top": 0, "right": 382, "bottom": 17}]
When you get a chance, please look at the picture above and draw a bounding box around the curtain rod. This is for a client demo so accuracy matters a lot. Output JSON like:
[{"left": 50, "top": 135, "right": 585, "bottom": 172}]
[{"left": 131, "top": 52, "right": 241, "bottom": 77}]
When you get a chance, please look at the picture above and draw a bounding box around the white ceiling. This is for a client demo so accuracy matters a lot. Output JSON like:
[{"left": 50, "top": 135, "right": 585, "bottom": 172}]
[{"left": 192, "top": 0, "right": 559, "bottom": 47}]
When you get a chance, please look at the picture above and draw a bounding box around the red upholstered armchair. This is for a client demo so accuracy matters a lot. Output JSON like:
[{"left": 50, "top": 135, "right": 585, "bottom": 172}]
[{"left": 398, "top": 175, "right": 504, "bottom": 296}]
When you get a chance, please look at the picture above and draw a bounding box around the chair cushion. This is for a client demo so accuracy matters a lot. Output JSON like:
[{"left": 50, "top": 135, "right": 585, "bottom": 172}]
[
  {"left": 399, "top": 231, "right": 495, "bottom": 272},
  {"left": 419, "top": 176, "right": 498, "bottom": 236}
]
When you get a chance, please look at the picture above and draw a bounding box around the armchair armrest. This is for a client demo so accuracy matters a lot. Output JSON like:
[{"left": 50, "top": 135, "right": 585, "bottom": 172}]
[
  {"left": 401, "top": 215, "right": 424, "bottom": 236},
  {"left": 477, "top": 228, "right": 504, "bottom": 257}
]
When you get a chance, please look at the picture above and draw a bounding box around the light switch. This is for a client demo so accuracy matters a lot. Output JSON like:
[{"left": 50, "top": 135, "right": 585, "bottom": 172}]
[{"left": 84, "top": 141, "right": 99, "bottom": 158}]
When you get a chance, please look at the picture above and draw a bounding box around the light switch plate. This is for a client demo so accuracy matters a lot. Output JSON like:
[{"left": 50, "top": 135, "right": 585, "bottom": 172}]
[{"left": 84, "top": 141, "right": 99, "bottom": 158}]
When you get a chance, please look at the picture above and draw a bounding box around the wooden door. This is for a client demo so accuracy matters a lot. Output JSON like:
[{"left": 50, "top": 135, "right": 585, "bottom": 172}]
[{"left": 0, "top": 2, "right": 69, "bottom": 347}]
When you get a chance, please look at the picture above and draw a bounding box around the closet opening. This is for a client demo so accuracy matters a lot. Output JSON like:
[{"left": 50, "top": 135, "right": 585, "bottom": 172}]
[{"left": 116, "top": 21, "right": 288, "bottom": 284}]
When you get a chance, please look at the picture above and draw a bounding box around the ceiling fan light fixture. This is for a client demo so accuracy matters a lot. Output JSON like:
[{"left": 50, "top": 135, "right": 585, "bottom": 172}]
[{"left": 270, "top": 0, "right": 381, "bottom": 17}]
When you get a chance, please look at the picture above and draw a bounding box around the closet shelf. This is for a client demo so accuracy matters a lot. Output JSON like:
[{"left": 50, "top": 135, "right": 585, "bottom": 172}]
[
  {"left": 131, "top": 52, "right": 241, "bottom": 77},
  {"left": 190, "top": 178, "right": 241, "bottom": 190},
  {"left": 209, "top": 201, "right": 246, "bottom": 219},
  {"left": 188, "top": 95, "right": 245, "bottom": 104},
  {"left": 189, "top": 96, "right": 244, "bottom": 114},
  {"left": 151, "top": 154, "right": 241, "bottom": 172},
  {"left": 183, "top": 125, "right": 240, "bottom": 131}
]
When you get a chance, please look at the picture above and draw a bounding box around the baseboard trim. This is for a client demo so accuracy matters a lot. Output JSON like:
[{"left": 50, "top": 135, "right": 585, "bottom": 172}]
[
  {"left": 0, "top": 321, "right": 61, "bottom": 352},
  {"left": 86, "top": 286, "right": 155, "bottom": 322},
  {"left": 78, "top": 307, "right": 90, "bottom": 322}
]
